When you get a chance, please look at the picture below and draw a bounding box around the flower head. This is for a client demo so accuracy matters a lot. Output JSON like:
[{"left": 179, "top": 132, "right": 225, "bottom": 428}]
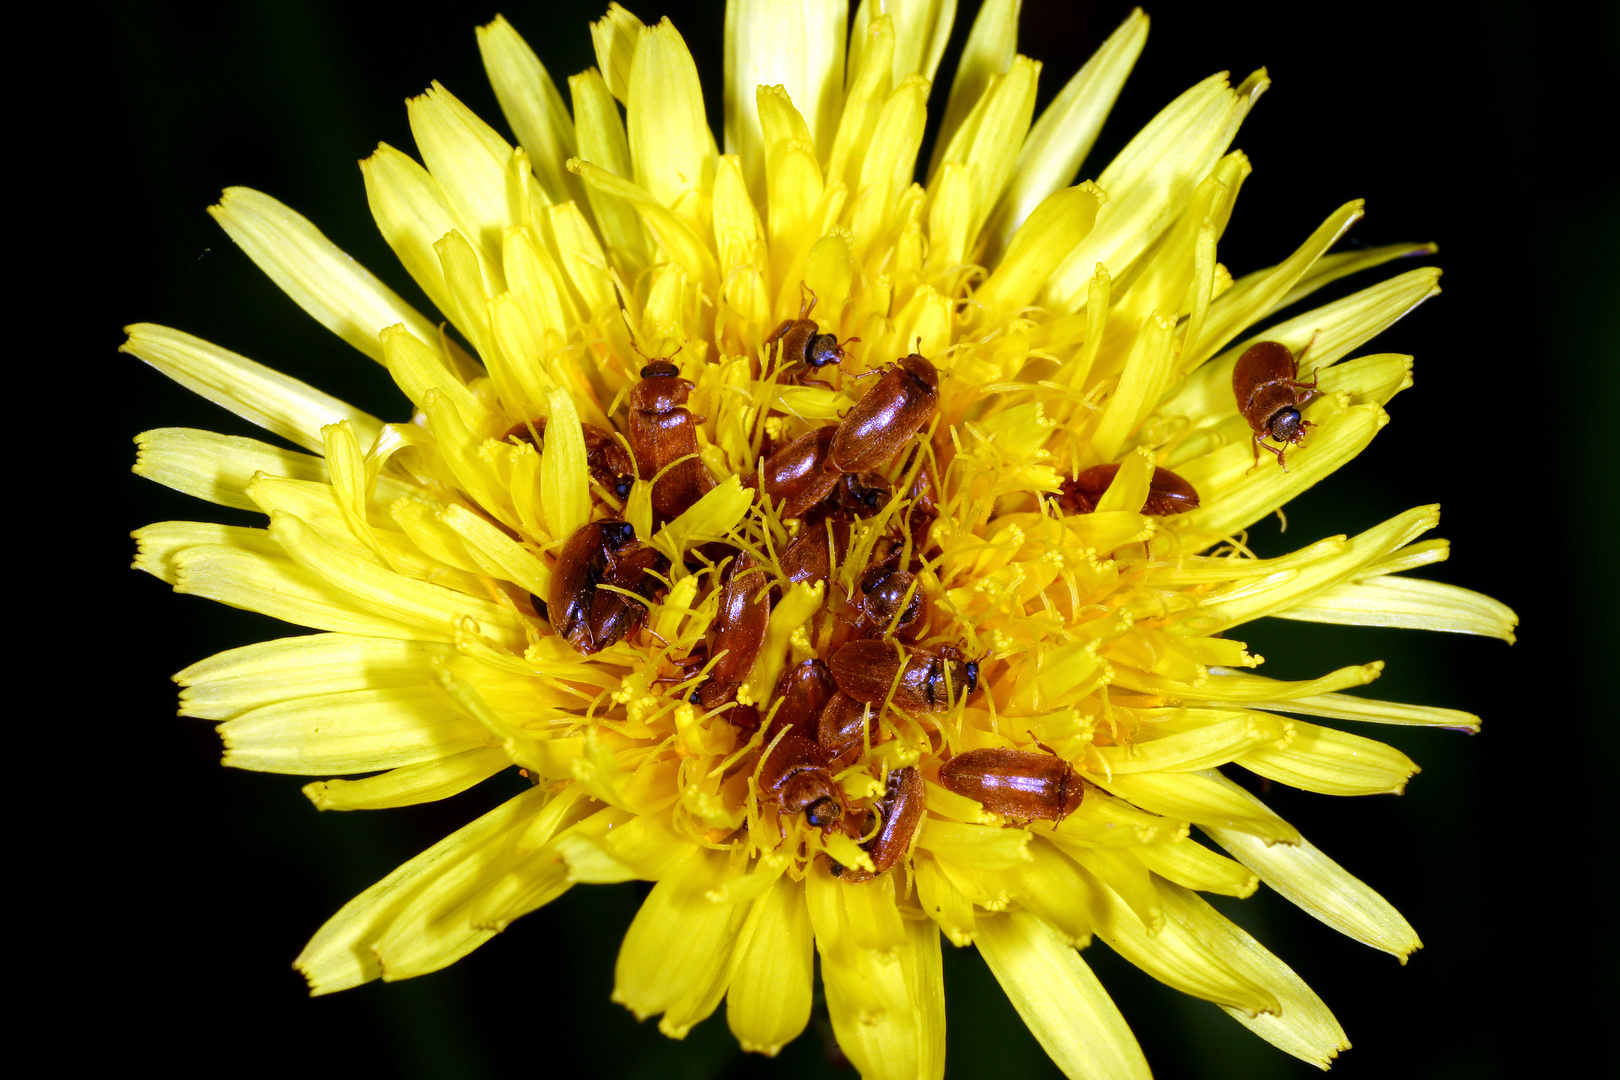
[{"left": 128, "top": 2, "right": 1516, "bottom": 1076}]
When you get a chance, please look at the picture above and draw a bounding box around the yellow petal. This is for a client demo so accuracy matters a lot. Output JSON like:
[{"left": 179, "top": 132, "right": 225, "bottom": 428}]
[
  {"left": 808, "top": 863, "right": 945, "bottom": 1080},
  {"left": 850, "top": 0, "right": 956, "bottom": 84},
  {"left": 1097, "top": 769, "right": 1300, "bottom": 844},
  {"left": 613, "top": 847, "right": 751, "bottom": 1037},
  {"left": 122, "top": 324, "right": 382, "bottom": 453},
  {"left": 1160, "top": 884, "right": 1350, "bottom": 1067},
  {"left": 302, "top": 745, "right": 510, "bottom": 809},
  {"left": 725, "top": 873, "right": 813, "bottom": 1055},
  {"left": 1046, "top": 69, "right": 1267, "bottom": 308},
  {"left": 590, "top": 2, "right": 646, "bottom": 102},
  {"left": 724, "top": 0, "right": 846, "bottom": 201},
  {"left": 1201, "top": 778, "right": 1422, "bottom": 962},
  {"left": 209, "top": 187, "right": 442, "bottom": 363},
  {"left": 296, "top": 785, "right": 550, "bottom": 993},
  {"left": 930, "top": 0, "right": 1019, "bottom": 180},
  {"left": 1275, "top": 575, "right": 1519, "bottom": 642},
  {"left": 976, "top": 910, "right": 1151, "bottom": 1080},
  {"left": 134, "top": 427, "right": 327, "bottom": 511},
  {"left": 983, "top": 8, "right": 1147, "bottom": 258},
  {"left": 176, "top": 633, "right": 452, "bottom": 720},
  {"left": 627, "top": 18, "right": 718, "bottom": 225},
  {"left": 476, "top": 16, "right": 582, "bottom": 209}
]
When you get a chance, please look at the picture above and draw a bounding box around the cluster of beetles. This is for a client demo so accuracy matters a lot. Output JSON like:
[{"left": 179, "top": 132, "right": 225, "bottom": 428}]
[{"left": 520, "top": 289, "right": 1320, "bottom": 881}]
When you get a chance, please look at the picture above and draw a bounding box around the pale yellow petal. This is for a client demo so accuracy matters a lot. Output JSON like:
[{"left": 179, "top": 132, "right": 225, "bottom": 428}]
[
  {"left": 1201, "top": 775, "right": 1422, "bottom": 961},
  {"left": 1237, "top": 720, "right": 1419, "bottom": 796},
  {"left": 1097, "top": 769, "right": 1300, "bottom": 844},
  {"left": 591, "top": 2, "right": 646, "bottom": 102},
  {"left": 302, "top": 746, "right": 511, "bottom": 809},
  {"left": 221, "top": 684, "right": 484, "bottom": 774},
  {"left": 724, "top": 0, "right": 846, "bottom": 201},
  {"left": 1045, "top": 69, "right": 1267, "bottom": 308},
  {"left": 1160, "top": 884, "right": 1351, "bottom": 1068},
  {"left": 176, "top": 633, "right": 452, "bottom": 720},
  {"left": 977, "top": 910, "right": 1151, "bottom": 1080},
  {"left": 930, "top": 0, "right": 1020, "bottom": 180},
  {"left": 1275, "top": 575, "right": 1519, "bottom": 642},
  {"left": 476, "top": 16, "right": 582, "bottom": 208},
  {"left": 850, "top": 0, "right": 957, "bottom": 84},
  {"left": 627, "top": 19, "right": 718, "bottom": 223},
  {"left": 296, "top": 785, "right": 549, "bottom": 993},
  {"left": 209, "top": 187, "right": 442, "bottom": 363},
  {"left": 122, "top": 324, "right": 382, "bottom": 453},
  {"left": 984, "top": 8, "right": 1147, "bottom": 258},
  {"left": 613, "top": 847, "right": 750, "bottom": 1037},
  {"left": 134, "top": 427, "right": 327, "bottom": 511},
  {"left": 725, "top": 873, "right": 813, "bottom": 1055}
]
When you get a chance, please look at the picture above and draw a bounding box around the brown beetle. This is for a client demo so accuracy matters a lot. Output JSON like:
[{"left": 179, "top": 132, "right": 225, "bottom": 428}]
[
  {"left": 770, "top": 658, "right": 837, "bottom": 738},
  {"left": 763, "top": 286, "right": 858, "bottom": 385},
  {"left": 627, "top": 358, "right": 716, "bottom": 518},
  {"left": 829, "top": 639, "right": 978, "bottom": 712},
  {"left": 937, "top": 747, "right": 1083, "bottom": 823},
  {"left": 777, "top": 518, "right": 847, "bottom": 591},
  {"left": 746, "top": 425, "right": 840, "bottom": 519},
  {"left": 1233, "top": 341, "right": 1319, "bottom": 471},
  {"left": 833, "top": 766, "right": 925, "bottom": 883},
  {"left": 822, "top": 471, "right": 893, "bottom": 521},
  {"left": 504, "top": 419, "right": 636, "bottom": 504},
  {"left": 758, "top": 728, "right": 849, "bottom": 833},
  {"left": 899, "top": 452, "right": 941, "bottom": 554},
  {"left": 829, "top": 352, "right": 940, "bottom": 473},
  {"left": 549, "top": 519, "right": 668, "bottom": 654},
  {"left": 858, "top": 566, "right": 928, "bottom": 639},
  {"left": 692, "top": 551, "right": 772, "bottom": 710},
  {"left": 815, "top": 690, "right": 870, "bottom": 768},
  {"left": 1058, "top": 463, "right": 1201, "bottom": 516}
]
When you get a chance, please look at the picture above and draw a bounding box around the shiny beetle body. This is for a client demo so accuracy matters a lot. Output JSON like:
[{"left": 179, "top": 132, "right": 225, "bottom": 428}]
[
  {"left": 1233, "top": 341, "right": 1318, "bottom": 470},
  {"left": 770, "top": 658, "right": 837, "bottom": 738},
  {"left": 581, "top": 424, "right": 637, "bottom": 503},
  {"left": 902, "top": 455, "right": 940, "bottom": 552},
  {"left": 759, "top": 730, "right": 848, "bottom": 832},
  {"left": 829, "top": 639, "right": 978, "bottom": 712},
  {"left": 749, "top": 426, "right": 839, "bottom": 518},
  {"left": 764, "top": 287, "right": 856, "bottom": 383},
  {"left": 834, "top": 766, "right": 925, "bottom": 882},
  {"left": 778, "top": 519, "right": 845, "bottom": 590},
  {"left": 628, "top": 359, "right": 715, "bottom": 518},
  {"left": 693, "top": 551, "right": 771, "bottom": 709},
  {"left": 549, "top": 520, "right": 666, "bottom": 654},
  {"left": 816, "top": 691, "right": 869, "bottom": 768},
  {"left": 830, "top": 353, "right": 940, "bottom": 473},
  {"left": 859, "top": 567, "right": 927, "bottom": 638},
  {"left": 1058, "top": 463, "right": 1201, "bottom": 516},
  {"left": 827, "top": 472, "right": 892, "bottom": 520},
  {"left": 938, "top": 747, "right": 1083, "bottom": 823}
]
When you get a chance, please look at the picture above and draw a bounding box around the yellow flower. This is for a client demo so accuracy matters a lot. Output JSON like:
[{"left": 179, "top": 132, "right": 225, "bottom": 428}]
[{"left": 127, "top": 2, "right": 1516, "bottom": 1077}]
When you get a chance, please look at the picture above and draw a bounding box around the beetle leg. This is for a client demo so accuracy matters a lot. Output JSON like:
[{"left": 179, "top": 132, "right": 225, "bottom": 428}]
[{"left": 1247, "top": 432, "right": 1286, "bottom": 474}]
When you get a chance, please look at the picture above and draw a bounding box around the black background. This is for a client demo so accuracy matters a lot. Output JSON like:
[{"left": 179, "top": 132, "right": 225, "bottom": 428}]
[{"left": 58, "top": 0, "right": 1614, "bottom": 1076}]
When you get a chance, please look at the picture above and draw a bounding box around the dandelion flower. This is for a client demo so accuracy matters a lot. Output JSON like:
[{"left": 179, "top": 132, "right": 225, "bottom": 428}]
[{"left": 128, "top": 1, "right": 1517, "bottom": 1076}]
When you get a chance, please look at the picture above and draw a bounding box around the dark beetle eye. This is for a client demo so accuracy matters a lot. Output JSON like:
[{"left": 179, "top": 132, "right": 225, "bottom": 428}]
[
  {"left": 964, "top": 661, "right": 979, "bottom": 697},
  {"left": 615, "top": 479, "right": 633, "bottom": 499},
  {"left": 804, "top": 797, "right": 841, "bottom": 828},
  {"left": 600, "top": 521, "right": 637, "bottom": 547},
  {"left": 1270, "top": 407, "right": 1303, "bottom": 441}
]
